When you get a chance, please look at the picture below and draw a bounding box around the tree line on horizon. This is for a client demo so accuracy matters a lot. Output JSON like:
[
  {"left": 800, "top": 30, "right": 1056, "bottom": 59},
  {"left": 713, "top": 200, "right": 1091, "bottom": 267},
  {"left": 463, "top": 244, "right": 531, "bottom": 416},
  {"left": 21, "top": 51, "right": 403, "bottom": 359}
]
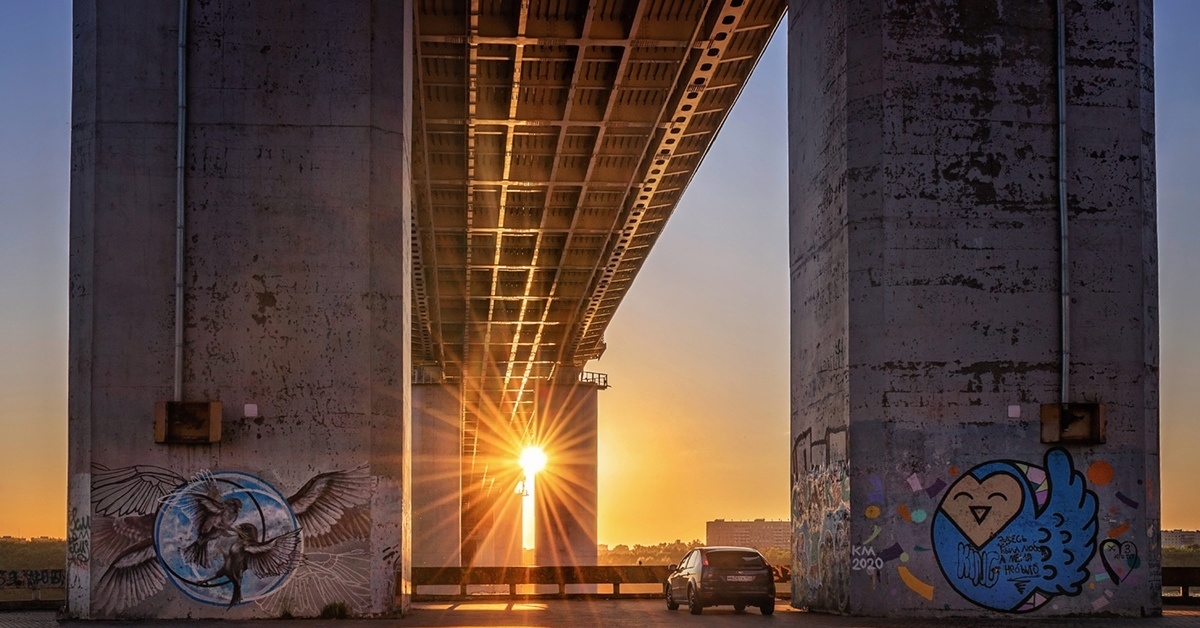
[
  {"left": 598, "top": 539, "right": 792, "bottom": 568},
  {"left": 0, "top": 538, "right": 65, "bottom": 570}
]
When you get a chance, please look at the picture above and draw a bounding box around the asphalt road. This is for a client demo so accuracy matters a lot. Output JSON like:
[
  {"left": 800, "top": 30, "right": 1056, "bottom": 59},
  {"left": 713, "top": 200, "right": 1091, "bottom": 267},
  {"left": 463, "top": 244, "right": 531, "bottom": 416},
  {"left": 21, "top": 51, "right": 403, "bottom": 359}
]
[{"left": 4, "top": 600, "right": 1200, "bottom": 627}]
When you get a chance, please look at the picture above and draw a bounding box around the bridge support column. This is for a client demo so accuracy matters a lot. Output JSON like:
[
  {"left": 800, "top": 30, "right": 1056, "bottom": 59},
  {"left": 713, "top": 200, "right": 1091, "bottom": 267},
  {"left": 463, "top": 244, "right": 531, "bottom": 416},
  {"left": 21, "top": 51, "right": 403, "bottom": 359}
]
[
  {"left": 69, "top": 0, "right": 413, "bottom": 618},
  {"left": 412, "top": 380, "right": 462, "bottom": 569},
  {"left": 534, "top": 379, "right": 600, "bottom": 568},
  {"left": 789, "top": 0, "right": 1157, "bottom": 617}
]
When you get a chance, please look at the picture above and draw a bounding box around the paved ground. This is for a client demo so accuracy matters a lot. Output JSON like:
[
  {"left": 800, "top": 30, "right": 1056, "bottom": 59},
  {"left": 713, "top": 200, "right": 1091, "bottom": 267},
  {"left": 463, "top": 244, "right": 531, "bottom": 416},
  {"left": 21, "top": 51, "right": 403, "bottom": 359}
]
[{"left": 4, "top": 601, "right": 1200, "bottom": 627}]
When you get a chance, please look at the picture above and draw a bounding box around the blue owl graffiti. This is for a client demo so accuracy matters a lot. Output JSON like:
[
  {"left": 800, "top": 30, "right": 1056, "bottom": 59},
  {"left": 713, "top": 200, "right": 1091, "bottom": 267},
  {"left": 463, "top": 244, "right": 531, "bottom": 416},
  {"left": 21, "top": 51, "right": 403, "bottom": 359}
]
[{"left": 931, "top": 448, "right": 1098, "bottom": 613}]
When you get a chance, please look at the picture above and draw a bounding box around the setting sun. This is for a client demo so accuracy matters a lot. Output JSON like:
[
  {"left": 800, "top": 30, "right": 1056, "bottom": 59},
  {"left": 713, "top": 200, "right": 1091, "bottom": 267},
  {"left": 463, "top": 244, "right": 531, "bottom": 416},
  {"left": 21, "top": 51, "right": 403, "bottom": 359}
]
[
  {"left": 518, "top": 446, "right": 548, "bottom": 557},
  {"left": 519, "top": 446, "right": 548, "bottom": 475}
]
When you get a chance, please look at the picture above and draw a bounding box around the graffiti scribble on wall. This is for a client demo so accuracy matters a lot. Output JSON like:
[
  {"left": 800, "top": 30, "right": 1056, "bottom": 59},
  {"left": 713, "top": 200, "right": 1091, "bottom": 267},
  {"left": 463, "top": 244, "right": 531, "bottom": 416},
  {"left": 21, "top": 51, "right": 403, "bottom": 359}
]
[
  {"left": 1098, "top": 539, "right": 1140, "bottom": 585},
  {"left": 90, "top": 463, "right": 373, "bottom": 614},
  {"left": 792, "top": 425, "right": 849, "bottom": 612},
  {"left": 67, "top": 506, "right": 91, "bottom": 568},
  {"left": 0, "top": 570, "right": 65, "bottom": 588},
  {"left": 931, "top": 447, "right": 1098, "bottom": 613}
]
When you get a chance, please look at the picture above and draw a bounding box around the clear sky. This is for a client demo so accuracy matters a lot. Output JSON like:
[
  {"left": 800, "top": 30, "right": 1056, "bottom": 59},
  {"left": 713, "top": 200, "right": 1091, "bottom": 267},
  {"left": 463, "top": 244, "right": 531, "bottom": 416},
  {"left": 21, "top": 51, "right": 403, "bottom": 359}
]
[{"left": 0, "top": 1, "right": 1196, "bottom": 546}]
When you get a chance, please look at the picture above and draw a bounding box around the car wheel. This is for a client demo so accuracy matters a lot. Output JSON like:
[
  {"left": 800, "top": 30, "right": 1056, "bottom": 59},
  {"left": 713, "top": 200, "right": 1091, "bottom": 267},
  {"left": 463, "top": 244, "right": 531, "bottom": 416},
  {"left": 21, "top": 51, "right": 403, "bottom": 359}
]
[
  {"left": 688, "top": 584, "right": 703, "bottom": 615},
  {"left": 760, "top": 598, "right": 775, "bottom": 616},
  {"left": 733, "top": 604, "right": 746, "bottom": 613},
  {"left": 665, "top": 584, "right": 679, "bottom": 611}
]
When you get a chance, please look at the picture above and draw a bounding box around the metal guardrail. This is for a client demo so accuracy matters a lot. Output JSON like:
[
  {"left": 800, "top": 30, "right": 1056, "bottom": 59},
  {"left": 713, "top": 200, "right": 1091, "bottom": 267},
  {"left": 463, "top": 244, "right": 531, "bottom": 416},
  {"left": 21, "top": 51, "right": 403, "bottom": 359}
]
[
  {"left": 412, "top": 565, "right": 668, "bottom": 598},
  {"left": 578, "top": 371, "right": 609, "bottom": 388},
  {"left": 1164, "top": 566, "right": 1200, "bottom": 604},
  {"left": 412, "top": 367, "right": 442, "bottom": 385},
  {"left": 411, "top": 564, "right": 792, "bottom": 599}
]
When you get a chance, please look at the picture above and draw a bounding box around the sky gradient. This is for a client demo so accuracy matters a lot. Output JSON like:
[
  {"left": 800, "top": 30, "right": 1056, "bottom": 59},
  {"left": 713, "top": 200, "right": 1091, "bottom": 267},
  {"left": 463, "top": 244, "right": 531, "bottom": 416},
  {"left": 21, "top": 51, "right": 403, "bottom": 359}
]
[{"left": 0, "top": 1, "right": 1196, "bottom": 547}]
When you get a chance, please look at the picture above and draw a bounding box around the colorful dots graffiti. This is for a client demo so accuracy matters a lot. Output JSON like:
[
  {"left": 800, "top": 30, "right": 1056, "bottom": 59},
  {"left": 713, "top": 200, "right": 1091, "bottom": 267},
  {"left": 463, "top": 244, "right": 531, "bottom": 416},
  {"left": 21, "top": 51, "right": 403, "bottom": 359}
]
[{"left": 931, "top": 447, "right": 1098, "bottom": 613}]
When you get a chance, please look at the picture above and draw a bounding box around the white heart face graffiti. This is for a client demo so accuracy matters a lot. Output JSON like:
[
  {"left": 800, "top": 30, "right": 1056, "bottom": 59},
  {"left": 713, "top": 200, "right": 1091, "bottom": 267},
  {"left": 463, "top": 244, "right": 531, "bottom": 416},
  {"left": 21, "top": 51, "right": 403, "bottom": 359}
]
[{"left": 939, "top": 473, "right": 1024, "bottom": 548}]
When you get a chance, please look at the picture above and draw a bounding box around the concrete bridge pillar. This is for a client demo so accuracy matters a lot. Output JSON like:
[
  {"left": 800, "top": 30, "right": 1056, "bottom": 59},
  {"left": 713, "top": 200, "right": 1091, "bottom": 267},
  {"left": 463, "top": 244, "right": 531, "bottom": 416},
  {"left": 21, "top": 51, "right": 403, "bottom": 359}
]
[
  {"left": 69, "top": 0, "right": 412, "bottom": 618},
  {"left": 534, "top": 380, "right": 600, "bottom": 568},
  {"left": 412, "top": 381, "right": 462, "bottom": 569},
  {"left": 789, "top": 0, "right": 1158, "bottom": 617}
]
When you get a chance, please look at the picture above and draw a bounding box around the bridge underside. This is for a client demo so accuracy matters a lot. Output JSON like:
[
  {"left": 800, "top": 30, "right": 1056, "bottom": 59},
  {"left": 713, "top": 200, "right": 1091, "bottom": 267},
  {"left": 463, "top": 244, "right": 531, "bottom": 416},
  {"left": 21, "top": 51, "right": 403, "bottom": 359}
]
[{"left": 410, "top": 0, "right": 785, "bottom": 564}]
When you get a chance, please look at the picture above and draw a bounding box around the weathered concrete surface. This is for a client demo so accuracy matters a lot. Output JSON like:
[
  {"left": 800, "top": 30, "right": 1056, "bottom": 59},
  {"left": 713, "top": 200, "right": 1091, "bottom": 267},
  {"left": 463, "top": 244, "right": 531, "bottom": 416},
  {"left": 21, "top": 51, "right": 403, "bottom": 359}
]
[
  {"left": 789, "top": 0, "right": 1157, "bottom": 617},
  {"left": 69, "top": 0, "right": 412, "bottom": 618},
  {"left": 788, "top": 0, "right": 851, "bottom": 613},
  {"left": 413, "top": 383, "right": 462, "bottom": 569},
  {"left": 535, "top": 382, "right": 599, "bottom": 568}
]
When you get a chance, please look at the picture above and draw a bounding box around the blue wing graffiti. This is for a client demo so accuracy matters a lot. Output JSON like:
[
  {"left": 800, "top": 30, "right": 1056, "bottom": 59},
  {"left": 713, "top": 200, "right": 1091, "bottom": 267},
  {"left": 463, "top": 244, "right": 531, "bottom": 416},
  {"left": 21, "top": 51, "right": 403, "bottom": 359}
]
[{"left": 931, "top": 447, "right": 1099, "bottom": 612}]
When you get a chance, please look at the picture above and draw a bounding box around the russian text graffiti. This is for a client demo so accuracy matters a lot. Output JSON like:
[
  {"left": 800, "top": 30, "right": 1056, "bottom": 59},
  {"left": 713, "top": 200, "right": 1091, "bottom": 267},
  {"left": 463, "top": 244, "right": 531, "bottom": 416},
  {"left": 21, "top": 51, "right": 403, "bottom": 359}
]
[{"left": 0, "top": 570, "right": 65, "bottom": 589}]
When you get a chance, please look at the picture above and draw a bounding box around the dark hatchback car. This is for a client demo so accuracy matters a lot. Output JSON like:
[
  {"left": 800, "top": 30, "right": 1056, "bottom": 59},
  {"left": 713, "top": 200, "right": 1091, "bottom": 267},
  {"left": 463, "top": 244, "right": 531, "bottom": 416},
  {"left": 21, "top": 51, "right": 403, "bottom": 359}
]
[{"left": 665, "top": 546, "right": 775, "bottom": 615}]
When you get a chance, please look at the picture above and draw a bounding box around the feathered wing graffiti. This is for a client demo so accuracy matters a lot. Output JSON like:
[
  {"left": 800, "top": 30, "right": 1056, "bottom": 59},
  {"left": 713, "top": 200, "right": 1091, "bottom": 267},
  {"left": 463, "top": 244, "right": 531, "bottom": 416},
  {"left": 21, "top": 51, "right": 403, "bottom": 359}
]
[
  {"left": 931, "top": 447, "right": 1099, "bottom": 612},
  {"left": 1033, "top": 449, "right": 1098, "bottom": 595},
  {"left": 287, "top": 467, "right": 375, "bottom": 548},
  {"left": 91, "top": 464, "right": 184, "bottom": 613},
  {"left": 252, "top": 550, "right": 374, "bottom": 616},
  {"left": 203, "top": 524, "right": 302, "bottom": 606},
  {"left": 90, "top": 463, "right": 374, "bottom": 613},
  {"left": 93, "top": 464, "right": 186, "bottom": 517},
  {"left": 254, "top": 467, "right": 377, "bottom": 615}
]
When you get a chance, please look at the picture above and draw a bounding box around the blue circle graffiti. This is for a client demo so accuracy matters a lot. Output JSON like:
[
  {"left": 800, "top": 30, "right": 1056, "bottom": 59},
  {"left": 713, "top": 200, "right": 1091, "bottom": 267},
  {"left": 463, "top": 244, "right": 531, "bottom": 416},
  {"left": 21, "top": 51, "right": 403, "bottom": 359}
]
[
  {"left": 154, "top": 471, "right": 301, "bottom": 607},
  {"left": 931, "top": 448, "right": 1098, "bottom": 613}
]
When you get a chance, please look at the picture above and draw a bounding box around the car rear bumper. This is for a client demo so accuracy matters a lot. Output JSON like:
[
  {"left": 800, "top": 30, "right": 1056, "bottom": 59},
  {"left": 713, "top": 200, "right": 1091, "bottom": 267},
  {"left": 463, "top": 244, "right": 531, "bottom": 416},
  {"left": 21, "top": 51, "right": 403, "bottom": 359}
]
[{"left": 697, "top": 587, "right": 774, "bottom": 606}]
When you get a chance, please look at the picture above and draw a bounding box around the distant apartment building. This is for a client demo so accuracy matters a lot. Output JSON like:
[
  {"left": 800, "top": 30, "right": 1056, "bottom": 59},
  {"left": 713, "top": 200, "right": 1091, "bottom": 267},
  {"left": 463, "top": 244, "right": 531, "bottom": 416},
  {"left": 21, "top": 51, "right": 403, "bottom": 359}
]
[
  {"left": 1162, "top": 529, "right": 1200, "bottom": 548},
  {"left": 706, "top": 519, "right": 789, "bottom": 550}
]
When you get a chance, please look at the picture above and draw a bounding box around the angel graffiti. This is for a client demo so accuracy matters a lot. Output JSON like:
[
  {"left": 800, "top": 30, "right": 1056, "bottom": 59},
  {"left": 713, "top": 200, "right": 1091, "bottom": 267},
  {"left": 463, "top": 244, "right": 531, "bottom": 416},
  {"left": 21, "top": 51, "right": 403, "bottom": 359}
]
[
  {"left": 154, "top": 472, "right": 300, "bottom": 607},
  {"left": 90, "top": 463, "right": 373, "bottom": 613},
  {"left": 931, "top": 448, "right": 1099, "bottom": 613}
]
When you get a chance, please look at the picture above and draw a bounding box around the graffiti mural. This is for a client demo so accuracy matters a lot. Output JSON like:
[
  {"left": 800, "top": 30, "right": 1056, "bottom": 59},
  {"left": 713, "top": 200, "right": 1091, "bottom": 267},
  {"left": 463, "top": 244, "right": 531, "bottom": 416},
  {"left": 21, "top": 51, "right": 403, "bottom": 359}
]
[
  {"left": 155, "top": 472, "right": 300, "bottom": 606},
  {"left": 792, "top": 425, "right": 849, "bottom": 611},
  {"left": 90, "top": 463, "right": 373, "bottom": 614},
  {"left": 931, "top": 447, "right": 1098, "bottom": 613}
]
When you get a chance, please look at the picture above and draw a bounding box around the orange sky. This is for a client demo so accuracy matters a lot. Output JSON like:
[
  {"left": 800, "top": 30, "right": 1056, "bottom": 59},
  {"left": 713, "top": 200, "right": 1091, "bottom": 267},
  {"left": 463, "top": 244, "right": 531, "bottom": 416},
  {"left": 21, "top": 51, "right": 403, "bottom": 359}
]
[{"left": 4, "top": 7, "right": 1200, "bottom": 547}]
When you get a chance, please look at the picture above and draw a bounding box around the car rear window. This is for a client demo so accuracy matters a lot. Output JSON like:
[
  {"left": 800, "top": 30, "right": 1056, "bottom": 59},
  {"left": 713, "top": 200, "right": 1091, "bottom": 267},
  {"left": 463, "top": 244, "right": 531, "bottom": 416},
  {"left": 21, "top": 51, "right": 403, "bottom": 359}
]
[{"left": 707, "top": 550, "right": 765, "bottom": 569}]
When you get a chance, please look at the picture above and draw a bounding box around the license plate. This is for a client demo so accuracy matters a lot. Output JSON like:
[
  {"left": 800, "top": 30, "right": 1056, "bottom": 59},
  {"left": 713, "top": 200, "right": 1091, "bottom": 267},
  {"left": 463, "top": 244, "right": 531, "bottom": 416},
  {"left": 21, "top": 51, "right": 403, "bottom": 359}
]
[{"left": 726, "top": 575, "right": 754, "bottom": 582}]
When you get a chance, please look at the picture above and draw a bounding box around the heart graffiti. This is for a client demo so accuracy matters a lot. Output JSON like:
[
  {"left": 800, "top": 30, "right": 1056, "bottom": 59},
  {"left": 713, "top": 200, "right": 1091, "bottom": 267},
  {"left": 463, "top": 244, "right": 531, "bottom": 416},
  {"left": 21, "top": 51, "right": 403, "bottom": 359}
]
[
  {"left": 1098, "top": 539, "right": 1140, "bottom": 584},
  {"left": 939, "top": 472, "right": 1024, "bottom": 548}
]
